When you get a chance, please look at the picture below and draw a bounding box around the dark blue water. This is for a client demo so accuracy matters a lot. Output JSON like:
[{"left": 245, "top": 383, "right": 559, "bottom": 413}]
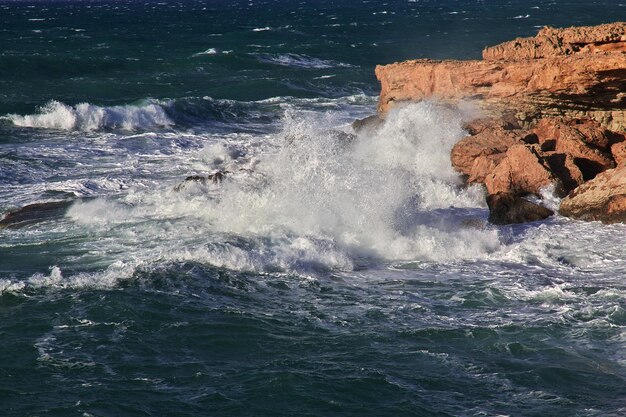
[{"left": 1, "top": 1, "right": 625, "bottom": 416}]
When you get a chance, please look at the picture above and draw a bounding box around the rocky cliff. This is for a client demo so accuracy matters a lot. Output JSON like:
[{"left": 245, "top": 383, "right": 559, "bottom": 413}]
[
  {"left": 376, "top": 22, "right": 626, "bottom": 131},
  {"left": 374, "top": 22, "right": 626, "bottom": 224}
]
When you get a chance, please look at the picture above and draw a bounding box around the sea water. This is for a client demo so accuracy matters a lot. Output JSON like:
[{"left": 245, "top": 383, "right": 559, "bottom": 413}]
[{"left": 1, "top": 1, "right": 625, "bottom": 416}]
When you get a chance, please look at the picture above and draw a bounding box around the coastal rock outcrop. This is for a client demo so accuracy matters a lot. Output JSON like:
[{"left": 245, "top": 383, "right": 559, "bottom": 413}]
[
  {"left": 375, "top": 22, "right": 626, "bottom": 224},
  {"left": 482, "top": 22, "right": 626, "bottom": 61},
  {"left": 173, "top": 171, "right": 229, "bottom": 191},
  {"left": 449, "top": 116, "right": 621, "bottom": 199},
  {"left": 484, "top": 144, "right": 557, "bottom": 196},
  {"left": 559, "top": 165, "right": 626, "bottom": 223},
  {"left": 376, "top": 22, "right": 626, "bottom": 131},
  {"left": 450, "top": 121, "right": 526, "bottom": 182}
]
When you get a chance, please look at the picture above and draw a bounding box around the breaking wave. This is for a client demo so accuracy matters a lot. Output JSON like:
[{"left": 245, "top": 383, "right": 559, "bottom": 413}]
[
  {"left": 3, "top": 100, "right": 174, "bottom": 131},
  {"left": 57, "top": 101, "right": 499, "bottom": 278}
]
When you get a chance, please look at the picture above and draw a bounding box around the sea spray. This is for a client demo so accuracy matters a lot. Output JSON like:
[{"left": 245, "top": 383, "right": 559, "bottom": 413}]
[{"left": 65, "top": 101, "right": 501, "bottom": 274}]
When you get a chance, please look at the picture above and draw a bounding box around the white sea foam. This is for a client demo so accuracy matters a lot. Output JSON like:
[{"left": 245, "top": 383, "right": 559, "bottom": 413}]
[
  {"left": 8, "top": 96, "right": 626, "bottom": 294},
  {"left": 192, "top": 47, "right": 218, "bottom": 56},
  {"left": 253, "top": 53, "right": 354, "bottom": 69},
  {"left": 0, "top": 262, "right": 136, "bottom": 295},
  {"left": 26, "top": 100, "right": 498, "bottom": 282},
  {"left": 3, "top": 100, "right": 174, "bottom": 131}
]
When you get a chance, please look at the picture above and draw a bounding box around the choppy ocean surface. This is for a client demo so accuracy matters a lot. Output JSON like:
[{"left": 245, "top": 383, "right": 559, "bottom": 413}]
[{"left": 1, "top": 1, "right": 626, "bottom": 416}]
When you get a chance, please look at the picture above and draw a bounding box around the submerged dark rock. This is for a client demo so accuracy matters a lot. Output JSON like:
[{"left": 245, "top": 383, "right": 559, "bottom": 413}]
[
  {"left": 0, "top": 200, "right": 73, "bottom": 229},
  {"left": 486, "top": 192, "right": 554, "bottom": 225},
  {"left": 352, "top": 114, "right": 384, "bottom": 134},
  {"left": 174, "top": 171, "right": 230, "bottom": 191}
]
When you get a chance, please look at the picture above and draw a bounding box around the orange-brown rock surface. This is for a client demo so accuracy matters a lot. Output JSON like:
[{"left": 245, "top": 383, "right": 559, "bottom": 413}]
[
  {"left": 483, "top": 144, "right": 557, "bottom": 196},
  {"left": 449, "top": 116, "right": 622, "bottom": 198},
  {"left": 533, "top": 118, "right": 616, "bottom": 180},
  {"left": 374, "top": 22, "right": 626, "bottom": 223},
  {"left": 376, "top": 23, "right": 626, "bottom": 131},
  {"left": 559, "top": 165, "right": 626, "bottom": 223},
  {"left": 450, "top": 121, "right": 526, "bottom": 180},
  {"left": 482, "top": 22, "right": 626, "bottom": 61}
]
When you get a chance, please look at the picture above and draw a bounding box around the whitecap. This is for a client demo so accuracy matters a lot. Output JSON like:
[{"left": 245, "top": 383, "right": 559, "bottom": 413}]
[
  {"left": 252, "top": 53, "right": 353, "bottom": 69},
  {"left": 192, "top": 48, "right": 218, "bottom": 57},
  {"left": 3, "top": 100, "right": 174, "bottom": 131}
]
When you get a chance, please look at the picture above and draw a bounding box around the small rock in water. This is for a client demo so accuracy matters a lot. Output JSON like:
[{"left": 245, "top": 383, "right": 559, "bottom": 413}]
[
  {"left": 174, "top": 171, "right": 229, "bottom": 191},
  {"left": 352, "top": 114, "right": 384, "bottom": 134},
  {"left": 0, "top": 201, "right": 73, "bottom": 229},
  {"left": 487, "top": 192, "right": 554, "bottom": 225}
]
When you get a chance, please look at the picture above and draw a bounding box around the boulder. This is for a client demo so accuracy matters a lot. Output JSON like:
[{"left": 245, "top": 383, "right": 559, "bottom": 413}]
[
  {"left": 484, "top": 144, "right": 558, "bottom": 196},
  {"left": 352, "top": 114, "right": 384, "bottom": 134},
  {"left": 533, "top": 117, "right": 616, "bottom": 181},
  {"left": 173, "top": 171, "right": 229, "bottom": 191},
  {"left": 487, "top": 192, "right": 554, "bottom": 225},
  {"left": 544, "top": 152, "right": 585, "bottom": 193},
  {"left": 467, "top": 153, "right": 506, "bottom": 184},
  {"left": 611, "top": 141, "right": 626, "bottom": 165},
  {"left": 533, "top": 117, "right": 614, "bottom": 151},
  {"left": 559, "top": 165, "right": 626, "bottom": 223},
  {"left": 450, "top": 127, "right": 525, "bottom": 178}
]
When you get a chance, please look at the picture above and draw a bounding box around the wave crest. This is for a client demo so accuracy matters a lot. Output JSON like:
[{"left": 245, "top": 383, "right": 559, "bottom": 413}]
[
  {"left": 252, "top": 53, "right": 354, "bottom": 69},
  {"left": 3, "top": 100, "right": 174, "bottom": 131}
]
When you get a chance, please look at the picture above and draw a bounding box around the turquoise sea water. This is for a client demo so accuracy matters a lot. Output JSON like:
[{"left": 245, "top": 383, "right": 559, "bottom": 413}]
[{"left": 1, "top": 1, "right": 626, "bottom": 416}]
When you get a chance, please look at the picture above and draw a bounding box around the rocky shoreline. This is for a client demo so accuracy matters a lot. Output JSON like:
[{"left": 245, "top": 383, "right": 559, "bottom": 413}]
[{"left": 375, "top": 22, "right": 626, "bottom": 224}]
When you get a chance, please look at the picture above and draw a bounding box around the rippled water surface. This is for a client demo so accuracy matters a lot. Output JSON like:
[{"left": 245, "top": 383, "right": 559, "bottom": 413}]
[{"left": 1, "top": 1, "right": 625, "bottom": 416}]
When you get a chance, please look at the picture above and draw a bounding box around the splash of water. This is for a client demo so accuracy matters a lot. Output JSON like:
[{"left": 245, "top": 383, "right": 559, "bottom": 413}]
[{"left": 64, "top": 101, "right": 499, "bottom": 277}]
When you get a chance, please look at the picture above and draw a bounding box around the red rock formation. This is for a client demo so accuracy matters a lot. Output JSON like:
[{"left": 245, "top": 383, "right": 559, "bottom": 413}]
[
  {"left": 611, "top": 141, "right": 626, "bottom": 165},
  {"left": 533, "top": 118, "right": 616, "bottom": 180},
  {"left": 484, "top": 144, "right": 556, "bottom": 196},
  {"left": 450, "top": 123, "right": 526, "bottom": 179},
  {"left": 482, "top": 22, "right": 626, "bottom": 61},
  {"left": 533, "top": 118, "right": 614, "bottom": 151},
  {"left": 376, "top": 23, "right": 626, "bottom": 131},
  {"left": 375, "top": 22, "right": 626, "bottom": 223},
  {"left": 449, "top": 116, "right": 621, "bottom": 196},
  {"left": 559, "top": 165, "right": 626, "bottom": 223}
]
